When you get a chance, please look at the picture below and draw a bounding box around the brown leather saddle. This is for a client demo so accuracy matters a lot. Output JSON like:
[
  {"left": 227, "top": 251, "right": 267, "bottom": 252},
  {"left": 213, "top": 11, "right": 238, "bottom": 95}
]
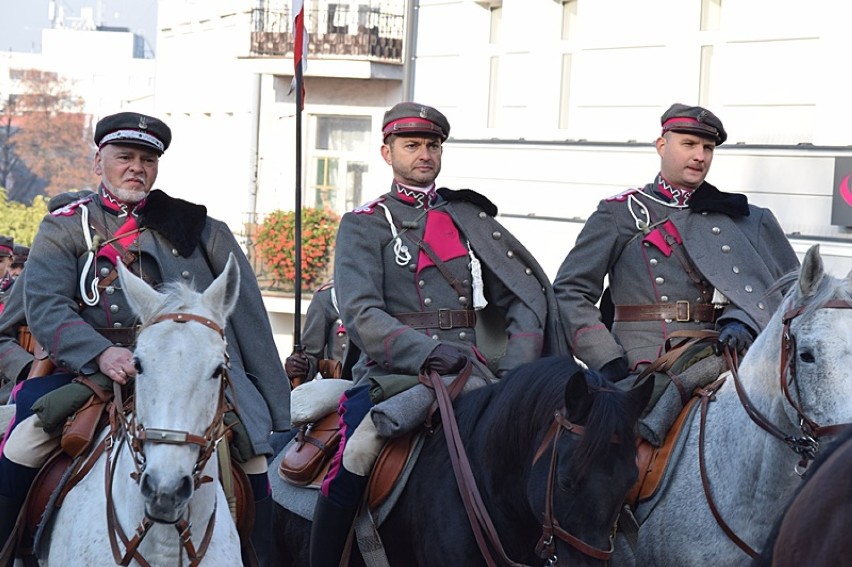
[{"left": 625, "top": 395, "right": 700, "bottom": 508}]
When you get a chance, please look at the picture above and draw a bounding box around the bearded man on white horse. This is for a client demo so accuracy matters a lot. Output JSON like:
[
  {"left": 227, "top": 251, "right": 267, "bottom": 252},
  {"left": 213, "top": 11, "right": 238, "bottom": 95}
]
[{"left": 0, "top": 112, "right": 290, "bottom": 566}]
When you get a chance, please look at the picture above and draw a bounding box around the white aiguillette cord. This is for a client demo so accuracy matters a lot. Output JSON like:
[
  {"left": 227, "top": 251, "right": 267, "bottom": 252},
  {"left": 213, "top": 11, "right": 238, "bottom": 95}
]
[{"left": 79, "top": 205, "right": 103, "bottom": 306}]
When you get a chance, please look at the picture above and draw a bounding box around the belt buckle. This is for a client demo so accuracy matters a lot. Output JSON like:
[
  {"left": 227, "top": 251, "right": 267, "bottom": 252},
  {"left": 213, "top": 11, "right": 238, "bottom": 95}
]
[
  {"left": 675, "top": 301, "right": 690, "bottom": 322},
  {"left": 437, "top": 309, "right": 453, "bottom": 330}
]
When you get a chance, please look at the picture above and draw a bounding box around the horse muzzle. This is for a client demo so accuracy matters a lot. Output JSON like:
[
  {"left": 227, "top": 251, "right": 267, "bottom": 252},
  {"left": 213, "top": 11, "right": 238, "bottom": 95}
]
[{"left": 140, "top": 471, "right": 194, "bottom": 523}]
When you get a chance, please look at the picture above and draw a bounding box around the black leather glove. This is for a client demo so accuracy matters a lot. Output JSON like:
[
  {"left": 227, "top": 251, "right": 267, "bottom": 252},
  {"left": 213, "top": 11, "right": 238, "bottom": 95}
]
[
  {"left": 285, "top": 352, "right": 310, "bottom": 380},
  {"left": 714, "top": 322, "right": 756, "bottom": 355},
  {"left": 598, "top": 357, "right": 629, "bottom": 382},
  {"left": 425, "top": 344, "right": 468, "bottom": 375}
]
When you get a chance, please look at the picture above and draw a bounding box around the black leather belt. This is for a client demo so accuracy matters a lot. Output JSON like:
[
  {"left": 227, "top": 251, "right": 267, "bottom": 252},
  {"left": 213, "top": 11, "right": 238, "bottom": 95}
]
[
  {"left": 395, "top": 309, "right": 476, "bottom": 330},
  {"left": 614, "top": 302, "right": 719, "bottom": 323}
]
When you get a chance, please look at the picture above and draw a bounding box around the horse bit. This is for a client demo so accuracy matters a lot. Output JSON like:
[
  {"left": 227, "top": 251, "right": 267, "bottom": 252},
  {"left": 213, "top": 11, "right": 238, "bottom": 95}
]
[{"left": 104, "top": 312, "right": 233, "bottom": 567}]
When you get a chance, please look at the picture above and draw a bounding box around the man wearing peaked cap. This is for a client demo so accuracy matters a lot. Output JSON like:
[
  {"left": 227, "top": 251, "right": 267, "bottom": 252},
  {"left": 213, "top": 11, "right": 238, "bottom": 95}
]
[
  {"left": 94, "top": 111, "right": 172, "bottom": 155},
  {"left": 553, "top": 102, "right": 798, "bottom": 441},
  {"left": 0, "top": 112, "right": 289, "bottom": 565},
  {"left": 660, "top": 103, "right": 727, "bottom": 146},
  {"left": 308, "top": 101, "right": 568, "bottom": 566},
  {"left": 381, "top": 101, "right": 450, "bottom": 141}
]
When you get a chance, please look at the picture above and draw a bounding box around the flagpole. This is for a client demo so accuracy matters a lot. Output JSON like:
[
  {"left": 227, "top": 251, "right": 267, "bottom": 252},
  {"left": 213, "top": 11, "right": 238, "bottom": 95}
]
[{"left": 293, "top": 1, "right": 305, "bottom": 351}]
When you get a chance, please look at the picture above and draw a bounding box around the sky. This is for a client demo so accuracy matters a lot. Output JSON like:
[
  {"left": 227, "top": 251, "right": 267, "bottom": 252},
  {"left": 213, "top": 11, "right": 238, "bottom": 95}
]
[{"left": 0, "top": 0, "right": 158, "bottom": 55}]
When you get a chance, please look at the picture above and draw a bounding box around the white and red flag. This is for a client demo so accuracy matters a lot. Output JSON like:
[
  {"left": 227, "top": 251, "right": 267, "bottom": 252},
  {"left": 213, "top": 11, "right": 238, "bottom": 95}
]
[{"left": 289, "top": 0, "right": 307, "bottom": 109}]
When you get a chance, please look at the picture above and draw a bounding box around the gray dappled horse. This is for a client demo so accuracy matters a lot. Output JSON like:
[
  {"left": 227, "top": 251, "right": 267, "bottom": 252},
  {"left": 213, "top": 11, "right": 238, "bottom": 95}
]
[{"left": 626, "top": 245, "right": 852, "bottom": 566}]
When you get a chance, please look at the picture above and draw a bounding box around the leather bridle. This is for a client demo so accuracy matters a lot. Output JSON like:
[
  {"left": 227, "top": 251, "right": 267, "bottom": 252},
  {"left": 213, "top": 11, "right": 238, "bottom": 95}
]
[
  {"left": 104, "top": 312, "right": 233, "bottom": 567},
  {"left": 423, "top": 368, "right": 620, "bottom": 566},
  {"left": 698, "top": 298, "right": 852, "bottom": 558},
  {"left": 725, "top": 299, "right": 852, "bottom": 470},
  {"left": 532, "top": 411, "right": 620, "bottom": 565}
]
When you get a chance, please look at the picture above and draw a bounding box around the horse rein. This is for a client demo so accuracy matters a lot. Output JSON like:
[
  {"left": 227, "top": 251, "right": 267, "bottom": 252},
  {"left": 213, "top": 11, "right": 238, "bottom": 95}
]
[
  {"left": 104, "top": 311, "right": 232, "bottom": 567},
  {"left": 423, "top": 368, "right": 618, "bottom": 567},
  {"left": 696, "top": 298, "right": 852, "bottom": 559}
]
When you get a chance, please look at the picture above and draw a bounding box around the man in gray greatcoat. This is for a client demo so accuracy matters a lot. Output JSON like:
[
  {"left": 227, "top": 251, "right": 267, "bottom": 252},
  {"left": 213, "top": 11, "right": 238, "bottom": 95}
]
[
  {"left": 553, "top": 103, "right": 800, "bottom": 408},
  {"left": 309, "top": 102, "right": 567, "bottom": 566},
  {"left": 0, "top": 112, "right": 289, "bottom": 565},
  {"left": 284, "top": 279, "right": 348, "bottom": 387}
]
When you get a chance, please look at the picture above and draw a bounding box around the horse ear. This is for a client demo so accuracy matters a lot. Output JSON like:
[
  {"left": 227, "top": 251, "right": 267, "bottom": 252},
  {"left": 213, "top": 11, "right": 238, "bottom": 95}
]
[
  {"left": 117, "top": 261, "right": 165, "bottom": 324},
  {"left": 564, "top": 370, "right": 593, "bottom": 422},
  {"left": 798, "top": 244, "right": 825, "bottom": 298},
  {"left": 202, "top": 252, "right": 241, "bottom": 322}
]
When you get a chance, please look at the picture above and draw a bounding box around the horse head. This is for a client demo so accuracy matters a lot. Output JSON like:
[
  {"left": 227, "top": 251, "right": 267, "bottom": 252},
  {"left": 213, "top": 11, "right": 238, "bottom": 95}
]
[
  {"left": 530, "top": 367, "right": 653, "bottom": 565},
  {"left": 774, "top": 245, "right": 852, "bottom": 441},
  {"left": 116, "top": 253, "right": 240, "bottom": 523}
]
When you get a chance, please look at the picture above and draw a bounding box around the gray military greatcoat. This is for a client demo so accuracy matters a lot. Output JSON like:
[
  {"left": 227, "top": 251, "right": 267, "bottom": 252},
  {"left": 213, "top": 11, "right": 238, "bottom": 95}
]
[
  {"left": 24, "top": 188, "right": 291, "bottom": 455},
  {"left": 335, "top": 184, "right": 566, "bottom": 386},
  {"left": 0, "top": 275, "right": 30, "bottom": 388},
  {"left": 554, "top": 179, "right": 800, "bottom": 372},
  {"left": 300, "top": 282, "right": 347, "bottom": 377}
]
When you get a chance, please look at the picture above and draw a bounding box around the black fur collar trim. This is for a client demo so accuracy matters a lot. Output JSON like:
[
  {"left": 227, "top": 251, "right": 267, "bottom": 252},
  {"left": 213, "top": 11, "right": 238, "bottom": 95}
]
[
  {"left": 138, "top": 189, "right": 207, "bottom": 257},
  {"left": 437, "top": 188, "right": 498, "bottom": 217},
  {"left": 688, "top": 182, "right": 750, "bottom": 217}
]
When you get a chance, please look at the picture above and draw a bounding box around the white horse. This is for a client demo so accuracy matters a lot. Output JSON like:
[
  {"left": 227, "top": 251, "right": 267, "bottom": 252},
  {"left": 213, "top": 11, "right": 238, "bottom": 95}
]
[
  {"left": 40, "top": 255, "right": 243, "bottom": 566},
  {"left": 628, "top": 244, "right": 852, "bottom": 566}
]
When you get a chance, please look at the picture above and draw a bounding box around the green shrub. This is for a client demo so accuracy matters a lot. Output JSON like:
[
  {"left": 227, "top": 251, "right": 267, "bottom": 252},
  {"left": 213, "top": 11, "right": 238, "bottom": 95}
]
[{"left": 0, "top": 188, "right": 48, "bottom": 246}]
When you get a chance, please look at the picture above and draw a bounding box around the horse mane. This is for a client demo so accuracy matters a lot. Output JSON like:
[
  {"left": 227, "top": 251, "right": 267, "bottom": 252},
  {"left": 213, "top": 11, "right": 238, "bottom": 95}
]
[{"left": 454, "top": 357, "right": 636, "bottom": 483}]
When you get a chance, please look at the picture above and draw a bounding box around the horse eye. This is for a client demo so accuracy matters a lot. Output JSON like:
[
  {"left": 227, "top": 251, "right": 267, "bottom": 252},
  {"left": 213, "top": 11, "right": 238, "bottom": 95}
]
[
  {"left": 133, "top": 358, "right": 143, "bottom": 374},
  {"left": 799, "top": 351, "right": 815, "bottom": 364}
]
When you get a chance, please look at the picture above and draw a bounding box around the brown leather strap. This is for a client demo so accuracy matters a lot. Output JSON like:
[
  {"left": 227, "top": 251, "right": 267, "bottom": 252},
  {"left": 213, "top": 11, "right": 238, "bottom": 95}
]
[
  {"left": 423, "top": 368, "right": 520, "bottom": 567},
  {"left": 614, "top": 302, "right": 718, "bottom": 323},
  {"left": 657, "top": 224, "right": 715, "bottom": 304},
  {"left": 396, "top": 309, "right": 476, "bottom": 330}
]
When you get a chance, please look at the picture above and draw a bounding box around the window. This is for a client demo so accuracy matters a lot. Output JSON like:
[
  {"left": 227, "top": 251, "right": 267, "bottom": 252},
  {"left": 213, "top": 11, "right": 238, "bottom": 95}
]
[{"left": 310, "top": 115, "right": 371, "bottom": 214}]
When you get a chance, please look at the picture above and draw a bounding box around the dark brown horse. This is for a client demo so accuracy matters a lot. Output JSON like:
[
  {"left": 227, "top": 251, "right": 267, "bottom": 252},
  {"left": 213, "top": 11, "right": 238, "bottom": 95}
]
[
  {"left": 273, "top": 355, "right": 653, "bottom": 566},
  {"left": 755, "top": 427, "right": 852, "bottom": 567}
]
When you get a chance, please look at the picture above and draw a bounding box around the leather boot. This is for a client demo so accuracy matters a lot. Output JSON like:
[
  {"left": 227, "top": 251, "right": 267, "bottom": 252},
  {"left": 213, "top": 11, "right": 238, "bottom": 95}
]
[
  {"left": 0, "top": 493, "right": 23, "bottom": 564},
  {"left": 250, "top": 494, "right": 274, "bottom": 567},
  {"left": 309, "top": 493, "right": 359, "bottom": 567}
]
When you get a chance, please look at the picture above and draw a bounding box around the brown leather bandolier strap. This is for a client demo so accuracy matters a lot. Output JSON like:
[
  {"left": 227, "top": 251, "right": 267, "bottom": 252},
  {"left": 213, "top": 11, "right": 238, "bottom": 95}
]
[
  {"left": 17, "top": 326, "right": 36, "bottom": 354},
  {"left": 396, "top": 309, "right": 476, "bottom": 330},
  {"left": 94, "top": 327, "right": 138, "bottom": 346},
  {"left": 614, "top": 302, "right": 719, "bottom": 323}
]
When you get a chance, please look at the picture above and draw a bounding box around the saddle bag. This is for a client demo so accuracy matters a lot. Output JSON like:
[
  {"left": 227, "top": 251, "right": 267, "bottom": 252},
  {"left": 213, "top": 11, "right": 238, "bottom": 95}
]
[
  {"left": 61, "top": 395, "right": 108, "bottom": 458},
  {"left": 278, "top": 412, "right": 341, "bottom": 486},
  {"left": 317, "top": 358, "right": 343, "bottom": 379}
]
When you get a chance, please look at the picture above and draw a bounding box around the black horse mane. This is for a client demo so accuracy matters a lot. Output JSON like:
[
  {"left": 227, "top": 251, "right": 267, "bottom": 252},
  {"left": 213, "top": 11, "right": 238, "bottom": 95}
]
[{"left": 451, "top": 356, "right": 637, "bottom": 483}]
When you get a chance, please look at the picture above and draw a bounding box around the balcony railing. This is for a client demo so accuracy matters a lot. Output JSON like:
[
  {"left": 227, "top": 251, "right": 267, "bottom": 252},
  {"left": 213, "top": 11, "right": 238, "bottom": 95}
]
[{"left": 250, "top": 6, "right": 405, "bottom": 64}]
